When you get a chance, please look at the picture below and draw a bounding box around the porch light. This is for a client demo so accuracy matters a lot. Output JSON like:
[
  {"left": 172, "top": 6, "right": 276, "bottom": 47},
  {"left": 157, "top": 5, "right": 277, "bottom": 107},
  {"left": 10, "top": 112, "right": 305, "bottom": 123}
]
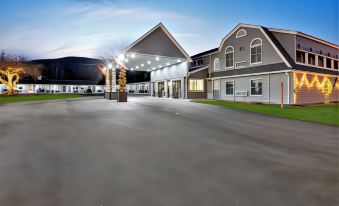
[
  {"left": 152, "top": 67, "right": 155, "bottom": 70},
  {"left": 155, "top": 57, "right": 160, "bottom": 61},
  {"left": 147, "top": 69, "right": 150, "bottom": 71},
  {"left": 125, "top": 59, "right": 129, "bottom": 63},
  {"left": 147, "top": 61, "right": 151, "bottom": 64},
  {"left": 108, "top": 64, "right": 112, "bottom": 69},
  {"left": 177, "top": 59, "right": 181, "bottom": 63},
  {"left": 166, "top": 63, "right": 170, "bottom": 66},
  {"left": 141, "top": 64, "right": 144, "bottom": 67},
  {"left": 136, "top": 66, "right": 139, "bottom": 69},
  {"left": 131, "top": 53, "right": 136, "bottom": 58},
  {"left": 159, "top": 65, "right": 162, "bottom": 68}
]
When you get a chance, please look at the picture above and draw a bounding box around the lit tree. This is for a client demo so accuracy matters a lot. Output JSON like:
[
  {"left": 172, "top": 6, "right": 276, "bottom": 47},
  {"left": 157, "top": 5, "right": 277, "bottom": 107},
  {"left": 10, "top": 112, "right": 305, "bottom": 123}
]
[
  {"left": 118, "top": 66, "right": 126, "bottom": 92},
  {"left": 0, "top": 51, "right": 41, "bottom": 95}
]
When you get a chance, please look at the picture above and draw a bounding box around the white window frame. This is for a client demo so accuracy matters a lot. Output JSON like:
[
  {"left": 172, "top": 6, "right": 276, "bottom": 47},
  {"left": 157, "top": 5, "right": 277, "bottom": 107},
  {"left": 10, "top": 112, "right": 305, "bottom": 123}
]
[
  {"left": 225, "top": 80, "right": 234, "bottom": 96},
  {"left": 214, "top": 58, "right": 220, "bottom": 71},
  {"left": 250, "top": 78, "right": 263, "bottom": 96},
  {"left": 236, "top": 29, "right": 247, "bottom": 38},
  {"left": 250, "top": 38, "right": 262, "bottom": 65},
  {"left": 225, "top": 46, "right": 234, "bottom": 69},
  {"left": 189, "top": 79, "right": 204, "bottom": 92}
]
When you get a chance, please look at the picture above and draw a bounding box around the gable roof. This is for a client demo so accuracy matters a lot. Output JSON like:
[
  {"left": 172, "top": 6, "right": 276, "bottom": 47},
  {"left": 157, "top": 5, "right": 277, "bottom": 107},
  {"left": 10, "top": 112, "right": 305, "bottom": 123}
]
[
  {"left": 123, "top": 23, "right": 192, "bottom": 61},
  {"left": 218, "top": 23, "right": 292, "bottom": 68},
  {"left": 191, "top": 48, "right": 218, "bottom": 58}
]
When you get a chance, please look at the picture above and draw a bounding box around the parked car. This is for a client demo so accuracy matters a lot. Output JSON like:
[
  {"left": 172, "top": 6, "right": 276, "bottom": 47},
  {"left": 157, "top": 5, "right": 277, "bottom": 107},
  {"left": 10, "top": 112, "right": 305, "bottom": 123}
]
[
  {"left": 85, "top": 88, "right": 93, "bottom": 94},
  {"left": 37, "top": 88, "right": 45, "bottom": 93}
]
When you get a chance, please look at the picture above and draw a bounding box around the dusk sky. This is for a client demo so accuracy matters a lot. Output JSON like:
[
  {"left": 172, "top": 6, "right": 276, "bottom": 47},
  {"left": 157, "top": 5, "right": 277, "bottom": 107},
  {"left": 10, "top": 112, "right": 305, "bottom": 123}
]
[{"left": 1, "top": 0, "right": 338, "bottom": 59}]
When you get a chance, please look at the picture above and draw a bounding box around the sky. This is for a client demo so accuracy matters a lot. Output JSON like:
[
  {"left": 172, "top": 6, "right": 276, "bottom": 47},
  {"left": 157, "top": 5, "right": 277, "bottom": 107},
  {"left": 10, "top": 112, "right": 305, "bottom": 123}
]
[{"left": 0, "top": 0, "right": 338, "bottom": 59}]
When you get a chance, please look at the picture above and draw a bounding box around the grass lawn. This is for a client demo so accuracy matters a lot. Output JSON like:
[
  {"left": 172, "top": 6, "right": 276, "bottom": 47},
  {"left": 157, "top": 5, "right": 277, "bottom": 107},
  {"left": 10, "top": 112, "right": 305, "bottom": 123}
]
[
  {"left": 192, "top": 100, "right": 339, "bottom": 126},
  {"left": 0, "top": 94, "right": 84, "bottom": 103}
]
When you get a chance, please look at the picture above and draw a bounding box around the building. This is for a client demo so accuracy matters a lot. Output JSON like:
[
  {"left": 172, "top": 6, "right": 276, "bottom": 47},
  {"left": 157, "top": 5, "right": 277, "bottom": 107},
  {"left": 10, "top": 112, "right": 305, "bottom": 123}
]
[
  {"left": 118, "top": 23, "right": 191, "bottom": 99},
  {"left": 190, "top": 23, "right": 338, "bottom": 104}
]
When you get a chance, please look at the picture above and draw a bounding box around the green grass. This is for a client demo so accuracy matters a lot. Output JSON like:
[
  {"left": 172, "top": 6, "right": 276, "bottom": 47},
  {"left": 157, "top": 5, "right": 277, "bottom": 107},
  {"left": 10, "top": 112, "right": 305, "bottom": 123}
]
[
  {"left": 0, "top": 94, "right": 84, "bottom": 103},
  {"left": 191, "top": 100, "right": 339, "bottom": 126}
]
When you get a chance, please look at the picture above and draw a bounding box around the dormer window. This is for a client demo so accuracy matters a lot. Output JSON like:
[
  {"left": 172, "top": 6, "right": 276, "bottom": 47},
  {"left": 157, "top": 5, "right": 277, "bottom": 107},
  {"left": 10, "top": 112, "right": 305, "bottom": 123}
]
[{"left": 236, "top": 29, "right": 247, "bottom": 38}]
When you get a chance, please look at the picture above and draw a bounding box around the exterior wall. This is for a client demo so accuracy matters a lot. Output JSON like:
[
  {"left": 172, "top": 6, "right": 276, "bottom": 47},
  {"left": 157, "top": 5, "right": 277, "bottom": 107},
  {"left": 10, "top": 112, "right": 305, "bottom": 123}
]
[
  {"left": 126, "top": 82, "right": 150, "bottom": 94},
  {"left": 207, "top": 80, "right": 213, "bottom": 99},
  {"left": 187, "top": 68, "right": 208, "bottom": 99},
  {"left": 296, "top": 35, "right": 338, "bottom": 58},
  {"left": 293, "top": 72, "right": 339, "bottom": 104},
  {"left": 0, "top": 84, "right": 104, "bottom": 94},
  {"left": 151, "top": 61, "right": 188, "bottom": 98},
  {"left": 271, "top": 32, "right": 296, "bottom": 61},
  {"left": 211, "top": 26, "right": 285, "bottom": 72},
  {"left": 216, "top": 72, "right": 290, "bottom": 104}
]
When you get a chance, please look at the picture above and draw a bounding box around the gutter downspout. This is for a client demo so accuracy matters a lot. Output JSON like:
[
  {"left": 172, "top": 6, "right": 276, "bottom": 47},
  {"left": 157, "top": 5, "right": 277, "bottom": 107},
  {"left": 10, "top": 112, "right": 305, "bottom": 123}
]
[{"left": 185, "top": 71, "right": 190, "bottom": 99}]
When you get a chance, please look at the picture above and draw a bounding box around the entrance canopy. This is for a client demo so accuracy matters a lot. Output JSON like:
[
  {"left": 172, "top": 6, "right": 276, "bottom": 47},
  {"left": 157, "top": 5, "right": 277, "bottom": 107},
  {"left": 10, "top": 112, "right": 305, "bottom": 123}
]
[{"left": 118, "top": 23, "right": 191, "bottom": 71}]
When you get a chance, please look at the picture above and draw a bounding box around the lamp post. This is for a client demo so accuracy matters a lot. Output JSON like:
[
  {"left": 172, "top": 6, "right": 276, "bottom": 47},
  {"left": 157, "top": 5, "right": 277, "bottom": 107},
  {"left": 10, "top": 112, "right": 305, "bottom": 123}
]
[{"left": 108, "top": 63, "right": 113, "bottom": 100}]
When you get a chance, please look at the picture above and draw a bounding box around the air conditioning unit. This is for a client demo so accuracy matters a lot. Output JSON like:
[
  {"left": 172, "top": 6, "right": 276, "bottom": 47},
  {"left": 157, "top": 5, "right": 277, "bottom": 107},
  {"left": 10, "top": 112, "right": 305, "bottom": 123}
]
[{"left": 235, "top": 91, "right": 248, "bottom": 96}]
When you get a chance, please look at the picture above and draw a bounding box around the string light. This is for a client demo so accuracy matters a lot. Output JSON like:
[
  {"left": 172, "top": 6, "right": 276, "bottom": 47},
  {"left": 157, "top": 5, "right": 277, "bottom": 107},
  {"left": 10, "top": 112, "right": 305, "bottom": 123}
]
[{"left": 294, "top": 72, "right": 338, "bottom": 103}]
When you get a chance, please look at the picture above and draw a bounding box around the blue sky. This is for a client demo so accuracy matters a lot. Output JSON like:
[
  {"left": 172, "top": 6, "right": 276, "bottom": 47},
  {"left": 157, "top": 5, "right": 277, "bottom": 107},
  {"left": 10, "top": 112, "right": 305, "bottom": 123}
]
[{"left": 0, "top": 0, "right": 337, "bottom": 59}]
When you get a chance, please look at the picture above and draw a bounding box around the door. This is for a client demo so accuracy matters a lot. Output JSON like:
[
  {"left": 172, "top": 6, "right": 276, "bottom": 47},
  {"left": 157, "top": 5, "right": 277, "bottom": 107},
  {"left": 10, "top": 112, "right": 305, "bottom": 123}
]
[
  {"left": 172, "top": 80, "right": 181, "bottom": 99},
  {"left": 213, "top": 80, "right": 220, "bottom": 100},
  {"left": 158, "top": 82, "right": 164, "bottom": 97}
]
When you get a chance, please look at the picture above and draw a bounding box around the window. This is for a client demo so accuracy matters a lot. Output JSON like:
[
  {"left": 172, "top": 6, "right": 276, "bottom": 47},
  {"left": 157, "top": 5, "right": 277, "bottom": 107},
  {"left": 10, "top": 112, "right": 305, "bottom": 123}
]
[
  {"left": 334, "top": 61, "right": 338, "bottom": 70},
  {"left": 308, "top": 54, "right": 315, "bottom": 65},
  {"left": 296, "top": 51, "right": 305, "bottom": 63},
  {"left": 197, "top": 59, "right": 203, "bottom": 65},
  {"left": 318, "top": 56, "right": 324, "bottom": 67},
  {"left": 214, "top": 58, "right": 220, "bottom": 70},
  {"left": 250, "top": 38, "right": 262, "bottom": 64},
  {"left": 236, "top": 29, "right": 247, "bottom": 38},
  {"left": 225, "top": 81, "right": 234, "bottom": 95},
  {"left": 225, "top": 46, "right": 234, "bottom": 68},
  {"left": 250, "top": 79, "right": 262, "bottom": 96},
  {"left": 189, "top": 79, "right": 204, "bottom": 91},
  {"left": 326, "top": 58, "right": 332, "bottom": 68}
]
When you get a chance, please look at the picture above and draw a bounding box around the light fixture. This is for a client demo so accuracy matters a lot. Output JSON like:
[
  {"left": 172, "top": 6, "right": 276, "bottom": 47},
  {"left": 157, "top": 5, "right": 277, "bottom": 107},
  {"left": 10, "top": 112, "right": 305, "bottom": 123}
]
[
  {"left": 136, "top": 66, "right": 139, "bottom": 69},
  {"left": 141, "top": 64, "right": 144, "bottom": 67},
  {"left": 147, "top": 61, "right": 151, "bottom": 64},
  {"left": 147, "top": 69, "right": 150, "bottom": 72},
  {"left": 131, "top": 53, "right": 136, "bottom": 58},
  {"left": 125, "top": 59, "right": 128, "bottom": 63},
  {"left": 118, "top": 54, "right": 124, "bottom": 61},
  {"left": 177, "top": 59, "right": 181, "bottom": 63},
  {"left": 155, "top": 57, "right": 160, "bottom": 61},
  {"left": 152, "top": 67, "right": 155, "bottom": 70},
  {"left": 166, "top": 63, "right": 170, "bottom": 66},
  {"left": 131, "top": 68, "right": 134, "bottom": 71},
  {"left": 108, "top": 64, "right": 112, "bottom": 69},
  {"left": 116, "top": 65, "right": 120, "bottom": 68},
  {"left": 159, "top": 65, "right": 162, "bottom": 68}
]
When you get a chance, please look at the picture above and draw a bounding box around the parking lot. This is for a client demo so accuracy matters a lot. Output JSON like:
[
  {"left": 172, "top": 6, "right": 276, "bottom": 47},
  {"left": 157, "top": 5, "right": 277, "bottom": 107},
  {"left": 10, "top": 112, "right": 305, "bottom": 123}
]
[{"left": 0, "top": 96, "right": 338, "bottom": 206}]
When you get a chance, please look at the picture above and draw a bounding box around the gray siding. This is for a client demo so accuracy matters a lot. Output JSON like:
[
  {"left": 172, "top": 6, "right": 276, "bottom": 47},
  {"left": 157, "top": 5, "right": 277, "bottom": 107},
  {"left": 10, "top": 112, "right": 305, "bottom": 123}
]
[
  {"left": 218, "top": 73, "right": 290, "bottom": 104},
  {"left": 296, "top": 35, "right": 338, "bottom": 58},
  {"left": 128, "top": 27, "right": 186, "bottom": 58},
  {"left": 271, "top": 32, "right": 296, "bottom": 61},
  {"left": 211, "top": 26, "right": 285, "bottom": 73}
]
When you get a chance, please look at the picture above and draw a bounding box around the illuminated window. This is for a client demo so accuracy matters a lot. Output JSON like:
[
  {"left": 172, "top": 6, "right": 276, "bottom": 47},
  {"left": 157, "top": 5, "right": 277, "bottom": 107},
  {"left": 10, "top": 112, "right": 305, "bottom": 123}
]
[
  {"left": 308, "top": 54, "right": 315, "bottom": 65},
  {"left": 250, "top": 79, "right": 262, "bottom": 96},
  {"left": 318, "top": 56, "right": 324, "bottom": 67},
  {"left": 225, "top": 81, "right": 234, "bottom": 95},
  {"left": 189, "top": 79, "right": 204, "bottom": 91},
  {"left": 214, "top": 58, "right": 220, "bottom": 71},
  {"left": 296, "top": 51, "right": 305, "bottom": 63},
  {"left": 236, "top": 29, "right": 247, "bottom": 38},
  {"left": 326, "top": 59, "right": 332, "bottom": 68},
  {"left": 250, "top": 38, "right": 262, "bottom": 64},
  {"left": 225, "top": 46, "right": 234, "bottom": 68}
]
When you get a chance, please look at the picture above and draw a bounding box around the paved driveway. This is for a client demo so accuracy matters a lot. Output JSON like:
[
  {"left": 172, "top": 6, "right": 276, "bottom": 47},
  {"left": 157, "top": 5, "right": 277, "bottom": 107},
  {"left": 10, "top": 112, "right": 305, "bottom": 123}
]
[{"left": 0, "top": 96, "right": 338, "bottom": 206}]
